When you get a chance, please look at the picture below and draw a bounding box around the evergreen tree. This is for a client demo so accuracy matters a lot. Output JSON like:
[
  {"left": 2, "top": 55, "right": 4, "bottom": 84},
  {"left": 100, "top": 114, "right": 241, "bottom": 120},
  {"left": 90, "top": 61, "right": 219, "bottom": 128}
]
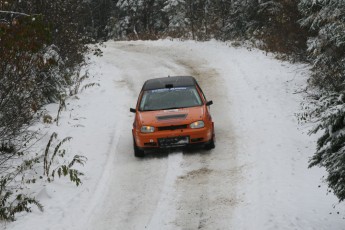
[
  {"left": 261, "top": 0, "right": 307, "bottom": 54},
  {"left": 206, "top": 0, "right": 231, "bottom": 39},
  {"left": 83, "top": 0, "right": 113, "bottom": 40},
  {"left": 299, "top": 0, "right": 345, "bottom": 202},
  {"left": 162, "top": 0, "right": 188, "bottom": 37},
  {"left": 301, "top": 92, "right": 345, "bottom": 202},
  {"left": 220, "top": 0, "right": 260, "bottom": 40},
  {"left": 299, "top": 0, "right": 345, "bottom": 91},
  {"left": 112, "top": 0, "right": 166, "bottom": 39}
]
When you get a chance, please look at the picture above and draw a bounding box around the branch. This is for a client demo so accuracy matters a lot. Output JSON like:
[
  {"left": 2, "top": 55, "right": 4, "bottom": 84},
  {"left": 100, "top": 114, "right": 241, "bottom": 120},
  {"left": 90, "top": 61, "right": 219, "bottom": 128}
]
[
  {"left": 0, "top": 10, "right": 30, "bottom": 17},
  {"left": 0, "top": 19, "right": 9, "bottom": 24}
]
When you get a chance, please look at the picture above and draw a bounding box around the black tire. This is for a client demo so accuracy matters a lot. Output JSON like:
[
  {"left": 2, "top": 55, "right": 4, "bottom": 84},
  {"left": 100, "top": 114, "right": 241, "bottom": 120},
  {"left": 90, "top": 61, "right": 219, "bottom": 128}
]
[
  {"left": 205, "top": 130, "right": 216, "bottom": 150},
  {"left": 133, "top": 137, "right": 145, "bottom": 157},
  {"left": 204, "top": 138, "right": 215, "bottom": 150}
]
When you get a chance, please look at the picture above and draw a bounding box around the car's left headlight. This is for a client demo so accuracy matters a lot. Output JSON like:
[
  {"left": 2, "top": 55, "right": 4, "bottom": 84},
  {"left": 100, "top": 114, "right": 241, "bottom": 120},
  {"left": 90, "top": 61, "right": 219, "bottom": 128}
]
[
  {"left": 190, "top": 121, "right": 205, "bottom": 129},
  {"left": 141, "top": 126, "right": 155, "bottom": 133}
]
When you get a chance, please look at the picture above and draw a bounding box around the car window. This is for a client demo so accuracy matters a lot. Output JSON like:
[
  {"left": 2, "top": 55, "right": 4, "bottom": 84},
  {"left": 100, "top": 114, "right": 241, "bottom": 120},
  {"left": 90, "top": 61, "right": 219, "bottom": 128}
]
[{"left": 139, "top": 87, "right": 203, "bottom": 111}]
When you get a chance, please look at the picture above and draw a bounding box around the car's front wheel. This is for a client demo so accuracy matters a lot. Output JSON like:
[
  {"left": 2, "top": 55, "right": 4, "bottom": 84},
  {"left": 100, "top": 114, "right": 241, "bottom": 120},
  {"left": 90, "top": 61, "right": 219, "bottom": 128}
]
[
  {"left": 204, "top": 138, "right": 215, "bottom": 150},
  {"left": 133, "top": 137, "right": 145, "bottom": 158},
  {"left": 204, "top": 130, "right": 215, "bottom": 150}
]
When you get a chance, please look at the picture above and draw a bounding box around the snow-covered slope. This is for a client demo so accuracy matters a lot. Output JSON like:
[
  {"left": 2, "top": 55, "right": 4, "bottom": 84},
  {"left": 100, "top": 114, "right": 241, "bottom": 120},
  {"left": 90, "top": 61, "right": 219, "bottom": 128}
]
[{"left": 5, "top": 40, "right": 344, "bottom": 230}]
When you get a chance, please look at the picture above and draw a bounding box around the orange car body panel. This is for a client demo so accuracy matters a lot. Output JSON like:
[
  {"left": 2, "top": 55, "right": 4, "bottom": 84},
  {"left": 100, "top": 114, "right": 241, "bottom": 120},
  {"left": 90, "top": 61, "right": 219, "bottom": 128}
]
[
  {"left": 131, "top": 79, "right": 214, "bottom": 149},
  {"left": 133, "top": 106, "right": 214, "bottom": 148}
]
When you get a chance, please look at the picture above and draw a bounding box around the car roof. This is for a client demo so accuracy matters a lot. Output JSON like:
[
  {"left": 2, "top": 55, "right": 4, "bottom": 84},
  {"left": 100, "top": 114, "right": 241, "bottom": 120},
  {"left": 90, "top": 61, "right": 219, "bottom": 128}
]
[{"left": 142, "top": 76, "right": 197, "bottom": 91}]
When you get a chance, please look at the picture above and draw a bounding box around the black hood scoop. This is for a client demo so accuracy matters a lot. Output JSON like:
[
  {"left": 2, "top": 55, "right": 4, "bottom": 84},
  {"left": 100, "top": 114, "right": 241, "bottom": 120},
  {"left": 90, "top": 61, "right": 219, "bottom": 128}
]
[{"left": 156, "top": 114, "right": 187, "bottom": 121}]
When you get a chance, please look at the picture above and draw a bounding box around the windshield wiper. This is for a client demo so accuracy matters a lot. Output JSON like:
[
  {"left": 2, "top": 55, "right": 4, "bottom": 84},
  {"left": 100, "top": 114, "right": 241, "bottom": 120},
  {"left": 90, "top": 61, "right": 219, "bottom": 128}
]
[
  {"left": 141, "top": 109, "right": 157, "bottom": 112},
  {"left": 141, "top": 106, "right": 187, "bottom": 111},
  {"left": 162, "top": 107, "right": 185, "bottom": 110}
]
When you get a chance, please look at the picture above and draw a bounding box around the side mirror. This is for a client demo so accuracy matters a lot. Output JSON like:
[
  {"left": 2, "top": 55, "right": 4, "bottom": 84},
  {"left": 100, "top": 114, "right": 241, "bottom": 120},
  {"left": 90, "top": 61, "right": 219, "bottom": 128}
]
[
  {"left": 130, "top": 108, "right": 136, "bottom": 113},
  {"left": 206, "top": 100, "right": 213, "bottom": 106}
]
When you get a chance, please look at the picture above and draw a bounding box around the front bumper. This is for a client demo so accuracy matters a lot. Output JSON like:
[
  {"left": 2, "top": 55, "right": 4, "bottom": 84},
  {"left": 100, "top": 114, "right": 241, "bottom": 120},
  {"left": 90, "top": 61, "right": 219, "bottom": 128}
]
[{"left": 133, "top": 126, "right": 213, "bottom": 149}]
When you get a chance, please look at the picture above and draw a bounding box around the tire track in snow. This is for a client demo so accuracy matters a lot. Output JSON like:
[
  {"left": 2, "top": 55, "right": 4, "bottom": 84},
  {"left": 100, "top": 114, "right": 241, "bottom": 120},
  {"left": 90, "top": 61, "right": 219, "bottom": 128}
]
[
  {"left": 82, "top": 79, "right": 132, "bottom": 230},
  {"left": 169, "top": 57, "right": 240, "bottom": 229},
  {"left": 82, "top": 122, "right": 122, "bottom": 228},
  {"left": 145, "top": 152, "right": 184, "bottom": 230}
]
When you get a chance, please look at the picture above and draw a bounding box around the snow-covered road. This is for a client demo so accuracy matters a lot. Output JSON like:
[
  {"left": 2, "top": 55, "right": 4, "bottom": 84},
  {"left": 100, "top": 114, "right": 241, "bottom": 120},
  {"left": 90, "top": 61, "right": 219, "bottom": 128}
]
[
  {"left": 6, "top": 40, "right": 345, "bottom": 230},
  {"left": 85, "top": 42, "right": 238, "bottom": 230}
]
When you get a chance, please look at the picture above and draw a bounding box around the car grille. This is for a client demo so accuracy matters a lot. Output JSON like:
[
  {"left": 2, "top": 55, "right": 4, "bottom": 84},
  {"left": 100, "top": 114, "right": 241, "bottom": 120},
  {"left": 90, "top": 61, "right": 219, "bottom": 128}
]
[{"left": 157, "top": 124, "right": 188, "bottom": 131}]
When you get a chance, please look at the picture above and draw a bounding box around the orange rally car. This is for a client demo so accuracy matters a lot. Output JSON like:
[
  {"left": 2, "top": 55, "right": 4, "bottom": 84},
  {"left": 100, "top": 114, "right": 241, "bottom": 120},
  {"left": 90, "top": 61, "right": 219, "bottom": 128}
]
[{"left": 130, "top": 76, "right": 215, "bottom": 157}]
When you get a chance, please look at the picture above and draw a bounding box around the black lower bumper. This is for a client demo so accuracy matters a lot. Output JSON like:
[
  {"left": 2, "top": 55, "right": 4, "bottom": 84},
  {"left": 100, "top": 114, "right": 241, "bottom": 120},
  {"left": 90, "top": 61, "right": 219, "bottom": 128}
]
[{"left": 138, "top": 140, "right": 211, "bottom": 152}]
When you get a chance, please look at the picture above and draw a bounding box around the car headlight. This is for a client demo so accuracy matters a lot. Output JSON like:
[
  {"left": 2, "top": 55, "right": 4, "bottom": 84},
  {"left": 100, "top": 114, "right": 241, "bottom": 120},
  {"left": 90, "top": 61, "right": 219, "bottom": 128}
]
[
  {"left": 141, "top": 126, "right": 155, "bottom": 133},
  {"left": 190, "top": 121, "right": 205, "bottom": 129}
]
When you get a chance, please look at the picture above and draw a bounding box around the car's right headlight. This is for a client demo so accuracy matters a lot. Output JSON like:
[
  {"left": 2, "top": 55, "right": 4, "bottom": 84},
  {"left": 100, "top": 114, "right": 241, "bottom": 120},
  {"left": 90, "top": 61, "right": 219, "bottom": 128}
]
[
  {"left": 141, "top": 126, "right": 155, "bottom": 133},
  {"left": 190, "top": 121, "right": 205, "bottom": 129}
]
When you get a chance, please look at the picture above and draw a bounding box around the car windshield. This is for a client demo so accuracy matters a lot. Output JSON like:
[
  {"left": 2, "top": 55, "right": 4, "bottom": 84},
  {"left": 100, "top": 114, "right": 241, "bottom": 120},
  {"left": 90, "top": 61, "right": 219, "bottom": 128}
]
[{"left": 139, "top": 87, "right": 203, "bottom": 111}]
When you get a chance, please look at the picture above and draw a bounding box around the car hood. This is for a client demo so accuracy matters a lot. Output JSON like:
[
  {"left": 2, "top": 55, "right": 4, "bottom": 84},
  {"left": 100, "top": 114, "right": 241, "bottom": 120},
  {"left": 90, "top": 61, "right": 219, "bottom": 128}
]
[{"left": 138, "top": 106, "right": 205, "bottom": 126}]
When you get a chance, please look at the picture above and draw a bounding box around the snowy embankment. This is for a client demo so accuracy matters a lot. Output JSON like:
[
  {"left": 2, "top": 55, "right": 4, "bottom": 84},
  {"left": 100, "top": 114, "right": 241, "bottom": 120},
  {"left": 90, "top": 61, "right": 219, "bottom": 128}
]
[{"left": 5, "top": 40, "right": 345, "bottom": 230}]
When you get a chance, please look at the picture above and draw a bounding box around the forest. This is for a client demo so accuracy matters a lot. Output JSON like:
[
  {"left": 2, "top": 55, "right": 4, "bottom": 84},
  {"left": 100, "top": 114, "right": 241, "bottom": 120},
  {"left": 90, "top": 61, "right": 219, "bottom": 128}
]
[{"left": 1, "top": 0, "right": 345, "bottom": 221}]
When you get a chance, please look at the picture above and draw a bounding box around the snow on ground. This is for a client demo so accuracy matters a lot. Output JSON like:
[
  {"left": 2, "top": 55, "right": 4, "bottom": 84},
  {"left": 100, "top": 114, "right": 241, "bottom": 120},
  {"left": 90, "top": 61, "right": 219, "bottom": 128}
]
[{"left": 4, "top": 40, "right": 345, "bottom": 230}]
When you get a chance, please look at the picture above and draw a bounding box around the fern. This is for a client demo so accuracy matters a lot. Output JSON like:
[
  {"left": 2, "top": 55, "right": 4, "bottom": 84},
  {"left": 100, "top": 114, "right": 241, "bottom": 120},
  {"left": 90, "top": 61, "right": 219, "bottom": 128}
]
[
  {"left": 42, "top": 133, "right": 87, "bottom": 186},
  {"left": 47, "top": 136, "right": 72, "bottom": 177},
  {"left": 43, "top": 132, "right": 58, "bottom": 176},
  {"left": 56, "top": 97, "right": 66, "bottom": 126},
  {"left": 0, "top": 175, "right": 43, "bottom": 221},
  {"left": 81, "top": 83, "right": 100, "bottom": 92}
]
